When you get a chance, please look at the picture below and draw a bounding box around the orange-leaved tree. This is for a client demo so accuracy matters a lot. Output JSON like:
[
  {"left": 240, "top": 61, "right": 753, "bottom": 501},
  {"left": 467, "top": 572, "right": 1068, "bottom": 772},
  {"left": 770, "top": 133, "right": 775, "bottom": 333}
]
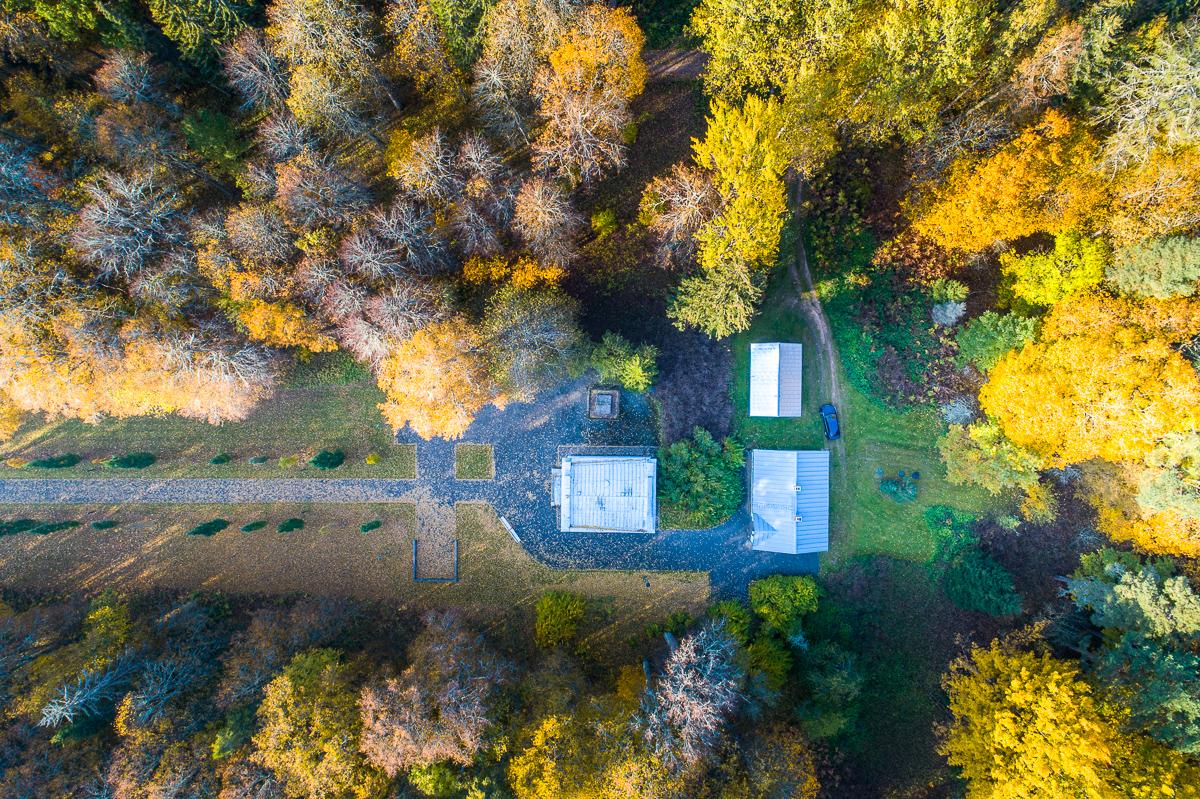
[
  {"left": 376, "top": 317, "right": 504, "bottom": 439},
  {"left": 913, "top": 110, "right": 1106, "bottom": 252},
  {"left": 979, "top": 294, "right": 1200, "bottom": 465}
]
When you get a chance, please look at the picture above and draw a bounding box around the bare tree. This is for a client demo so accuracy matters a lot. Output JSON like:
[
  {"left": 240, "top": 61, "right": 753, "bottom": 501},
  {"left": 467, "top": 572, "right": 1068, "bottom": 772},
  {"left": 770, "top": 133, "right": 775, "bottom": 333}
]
[
  {"left": 340, "top": 200, "right": 446, "bottom": 280},
  {"left": 219, "top": 762, "right": 285, "bottom": 799},
  {"left": 334, "top": 314, "right": 389, "bottom": 366},
  {"left": 451, "top": 201, "right": 502, "bottom": 257},
  {"left": 0, "top": 139, "right": 72, "bottom": 227},
  {"left": 223, "top": 29, "right": 289, "bottom": 110},
  {"left": 532, "top": 73, "right": 629, "bottom": 183},
  {"left": 225, "top": 203, "right": 294, "bottom": 266},
  {"left": 365, "top": 281, "right": 447, "bottom": 341},
  {"left": 39, "top": 655, "right": 141, "bottom": 728},
  {"left": 294, "top": 254, "right": 342, "bottom": 299},
  {"left": 392, "top": 128, "right": 463, "bottom": 202},
  {"left": 637, "top": 621, "right": 743, "bottom": 772},
  {"left": 257, "top": 112, "right": 312, "bottom": 163},
  {"left": 275, "top": 150, "right": 370, "bottom": 229},
  {"left": 513, "top": 176, "right": 580, "bottom": 266},
  {"left": 94, "top": 51, "right": 168, "bottom": 107},
  {"left": 72, "top": 172, "right": 185, "bottom": 280},
  {"left": 319, "top": 279, "right": 369, "bottom": 322},
  {"left": 640, "top": 164, "right": 720, "bottom": 268},
  {"left": 482, "top": 285, "right": 581, "bottom": 399},
  {"left": 360, "top": 611, "right": 511, "bottom": 774}
]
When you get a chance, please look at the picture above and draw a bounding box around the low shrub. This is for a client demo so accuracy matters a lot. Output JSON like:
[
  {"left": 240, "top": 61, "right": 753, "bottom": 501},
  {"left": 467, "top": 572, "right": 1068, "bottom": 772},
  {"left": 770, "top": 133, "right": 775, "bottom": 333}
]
[
  {"left": 209, "top": 452, "right": 232, "bottom": 465},
  {"left": 942, "top": 550, "right": 1022, "bottom": 616},
  {"left": 211, "top": 706, "right": 256, "bottom": 760},
  {"left": 360, "top": 520, "right": 382, "bottom": 533},
  {"left": 707, "top": 599, "right": 752, "bottom": 645},
  {"left": 365, "top": 453, "right": 381, "bottom": 465},
  {"left": 749, "top": 575, "right": 820, "bottom": 636},
  {"left": 407, "top": 762, "right": 462, "bottom": 798},
  {"left": 591, "top": 332, "right": 658, "bottom": 391},
  {"left": 535, "top": 591, "right": 586, "bottom": 648},
  {"left": 4, "top": 457, "right": 28, "bottom": 468},
  {"left": 309, "top": 450, "right": 345, "bottom": 470},
  {"left": 278, "top": 455, "right": 300, "bottom": 468},
  {"left": 659, "top": 428, "right": 745, "bottom": 528},
  {"left": 248, "top": 455, "right": 269, "bottom": 465},
  {"left": 108, "top": 452, "right": 155, "bottom": 469},
  {"left": 591, "top": 208, "right": 618, "bottom": 238},
  {"left": 0, "top": 518, "right": 40, "bottom": 535},
  {"left": 29, "top": 520, "right": 80, "bottom": 535},
  {"left": 90, "top": 520, "right": 118, "bottom": 530},
  {"left": 240, "top": 520, "right": 268, "bottom": 532},
  {"left": 747, "top": 634, "right": 794, "bottom": 691},
  {"left": 28, "top": 454, "right": 81, "bottom": 469},
  {"left": 277, "top": 518, "right": 304, "bottom": 533},
  {"left": 187, "top": 519, "right": 229, "bottom": 537}
]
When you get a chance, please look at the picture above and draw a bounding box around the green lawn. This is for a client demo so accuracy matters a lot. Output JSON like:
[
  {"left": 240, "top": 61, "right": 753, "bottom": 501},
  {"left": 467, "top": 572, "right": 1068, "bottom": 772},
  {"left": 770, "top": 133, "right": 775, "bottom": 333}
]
[
  {"left": 731, "top": 265, "right": 1013, "bottom": 563},
  {"left": 454, "top": 444, "right": 495, "bottom": 480},
  {"left": 0, "top": 353, "right": 417, "bottom": 480}
]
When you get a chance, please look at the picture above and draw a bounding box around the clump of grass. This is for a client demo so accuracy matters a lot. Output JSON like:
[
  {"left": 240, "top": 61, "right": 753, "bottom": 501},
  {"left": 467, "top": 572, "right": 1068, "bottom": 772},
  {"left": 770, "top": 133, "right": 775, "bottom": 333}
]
[
  {"left": 108, "top": 452, "right": 155, "bottom": 469},
  {"left": 27, "top": 454, "right": 81, "bottom": 469},
  {"left": 240, "top": 520, "right": 268, "bottom": 532},
  {"left": 277, "top": 518, "right": 304, "bottom": 533},
  {"left": 309, "top": 449, "right": 345, "bottom": 470},
  {"left": 360, "top": 519, "right": 382, "bottom": 533},
  {"left": 90, "top": 520, "right": 118, "bottom": 530},
  {"left": 187, "top": 519, "right": 229, "bottom": 537},
  {"left": 209, "top": 452, "right": 232, "bottom": 465},
  {"left": 454, "top": 444, "right": 494, "bottom": 480}
]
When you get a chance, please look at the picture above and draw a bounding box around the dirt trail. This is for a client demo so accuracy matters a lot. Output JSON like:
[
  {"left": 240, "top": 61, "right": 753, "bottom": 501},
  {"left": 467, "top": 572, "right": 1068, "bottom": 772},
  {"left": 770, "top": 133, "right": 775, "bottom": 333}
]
[
  {"left": 644, "top": 49, "right": 708, "bottom": 81},
  {"left": 785, "top": 180, "right": 850, "bottom": 495}
]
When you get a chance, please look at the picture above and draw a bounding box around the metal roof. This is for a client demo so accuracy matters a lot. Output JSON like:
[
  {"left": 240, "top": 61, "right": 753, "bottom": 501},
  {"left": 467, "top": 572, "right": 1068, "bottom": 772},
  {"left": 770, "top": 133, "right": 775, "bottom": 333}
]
[
  {"left": 554, "top": 455, "right": 657, "bottom": 533},
  {"left": 749, "top": 449, "right": 829, "bottom": 554},
  {"left": 749, "top": 343, "right": 803, "bottom": 417}
]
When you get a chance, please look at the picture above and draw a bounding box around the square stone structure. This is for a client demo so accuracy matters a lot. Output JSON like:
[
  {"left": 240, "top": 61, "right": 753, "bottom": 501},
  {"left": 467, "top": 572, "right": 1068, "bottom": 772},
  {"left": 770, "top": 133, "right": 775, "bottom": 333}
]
[
  {"left": 551, "top": 454, "right": 657, "bottom": 533},
  {"left": 588, "top": 389, "right": 621, "bottom": 419}
]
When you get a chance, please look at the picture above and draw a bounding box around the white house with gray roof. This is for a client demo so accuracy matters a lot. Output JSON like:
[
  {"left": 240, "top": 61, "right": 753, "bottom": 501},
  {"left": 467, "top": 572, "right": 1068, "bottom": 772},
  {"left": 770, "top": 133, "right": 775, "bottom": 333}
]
[
  {"left": 552, "top": 454, "right": 657, "bottom": 533},
  {"left": 749, "top": 449, "right": 829, "bottom": 554}
]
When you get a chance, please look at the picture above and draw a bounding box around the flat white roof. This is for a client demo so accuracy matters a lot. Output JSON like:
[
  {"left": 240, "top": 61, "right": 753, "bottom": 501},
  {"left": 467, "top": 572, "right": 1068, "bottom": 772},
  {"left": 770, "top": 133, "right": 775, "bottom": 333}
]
[
  {"left": 556, "top": 456, "right": 656, "bottom": 533},
  {"left": 749, "top": 343, "right": 803, "bottom": 417},
  {"left": 750, "top": 449, "right": 829, "bottom": 554}
]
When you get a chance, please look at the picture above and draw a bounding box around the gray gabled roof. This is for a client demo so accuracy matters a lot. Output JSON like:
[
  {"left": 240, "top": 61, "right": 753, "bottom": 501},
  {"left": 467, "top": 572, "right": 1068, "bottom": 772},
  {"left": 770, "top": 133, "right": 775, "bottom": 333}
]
[
  {"left": 749, "top": 343, "right": 803, "bottom": 417},
  {"left": 749, "top": 449, "right": 829, "bottom": 554}
]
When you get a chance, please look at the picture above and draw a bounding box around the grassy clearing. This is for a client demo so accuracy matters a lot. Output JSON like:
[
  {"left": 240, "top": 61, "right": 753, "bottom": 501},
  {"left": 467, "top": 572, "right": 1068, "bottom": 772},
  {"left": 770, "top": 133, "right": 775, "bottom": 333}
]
[
  {"left": 0, "top": 501, "right": 708, "bottom": 665},
  {"left": 454, "top": 444, "right": 495, "bottom": 480},
  {"left": 731, "top": 263, "right": 1012, "bottom": 563},
  {"left": 0, "top": 353, "right": 417, "bottom": 480}
]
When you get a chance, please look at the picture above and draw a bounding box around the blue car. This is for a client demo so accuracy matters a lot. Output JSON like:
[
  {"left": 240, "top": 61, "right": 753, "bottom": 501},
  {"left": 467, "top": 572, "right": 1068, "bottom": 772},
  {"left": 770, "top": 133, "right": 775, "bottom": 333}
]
[{"left": 820, "top": 403, "right": 841, "bottom": 440}]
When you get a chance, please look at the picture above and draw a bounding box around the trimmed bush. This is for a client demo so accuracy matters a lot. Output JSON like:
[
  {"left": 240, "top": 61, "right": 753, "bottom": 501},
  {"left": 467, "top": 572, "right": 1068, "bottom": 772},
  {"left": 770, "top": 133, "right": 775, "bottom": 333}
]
[
  {"left": 108, "top": 452, "right": 155, "bottom": 469},
  {"left": 248, "top": 455, "right": 269, "bottom": 465},
  {"left": 4, "top": 457, "right": 28, "bottom": 469},
  {"left": 360, "top": 520, "right": 382, "bottom": 533},
  {"left": 240, "top": 520, "right": 268, "bottom": 532},
  {"left": 309, "top": 450, "right": 345, "bottom": 470},
  {"left": 0, "top": 518, "right": 40, "bottom": 535},
  {"left": 749, "top": 575, "right": 820, "bottom": 634},
  {"left": 591, "top": 332, "right": 658, "bottom": 391},
  {"left": 29, "top": 520, "right": 80, "bottom": 535},
  {"left": 90, "top": 520, "right": 118, "bottom": 530},
  {"left": 187, "top": 519, "right": 229, "bottom": 537},
  {"left": 365, "top": 453, "right": 381, "bottom": 465},
  {"left": 209, "top": 452, "right": 232, "bottom": 465},
  {"left": 707, "top": 599, "right": 753, "bottom": 645},
  {"left": 28, "top": 454, "right": 81, "bottom": 469},
  {"left": 277, "top": 518, "right": 305, "bottom": 533},
  {"left": 278, "top": 455, "right": 300, "bottom": 469},
  {"left": 535, "top": 591, "right": 586, "bottom": 648}
]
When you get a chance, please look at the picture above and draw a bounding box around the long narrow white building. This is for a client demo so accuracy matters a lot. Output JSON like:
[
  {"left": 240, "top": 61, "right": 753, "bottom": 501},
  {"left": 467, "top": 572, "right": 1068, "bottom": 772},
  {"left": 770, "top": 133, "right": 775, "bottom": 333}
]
[{"left": 749, "top": 342, "right": 804, "bottom": 417}]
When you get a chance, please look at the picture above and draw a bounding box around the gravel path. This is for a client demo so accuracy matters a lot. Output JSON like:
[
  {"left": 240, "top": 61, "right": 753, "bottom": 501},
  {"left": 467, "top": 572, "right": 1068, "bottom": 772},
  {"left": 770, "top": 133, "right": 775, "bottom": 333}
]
[{"left": 0, "top": 377, "right": 817, "bottom": 596}]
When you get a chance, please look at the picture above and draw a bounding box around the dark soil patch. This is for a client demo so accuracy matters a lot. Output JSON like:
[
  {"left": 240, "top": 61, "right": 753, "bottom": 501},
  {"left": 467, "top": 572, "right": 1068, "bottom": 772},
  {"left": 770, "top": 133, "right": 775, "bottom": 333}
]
[{"left": 652, "top": 328, "right": 732, "bottom": 443}]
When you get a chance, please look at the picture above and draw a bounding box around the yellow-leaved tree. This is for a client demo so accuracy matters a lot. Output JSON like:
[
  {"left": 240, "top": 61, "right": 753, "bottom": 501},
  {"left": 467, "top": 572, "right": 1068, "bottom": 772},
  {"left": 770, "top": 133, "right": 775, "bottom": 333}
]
[
  {"left": 913, "top": 110, "right": 1106, "bottom": 252},
  {"left": 237, "top": 300, "right": 338, "bottom": 352},
  {"left": 941, "top": 641, "right": 1116, "bottom": 799},
  {"left": 979, "top": 294, "right": 1200, "bottom": 465},
  {"left": 376, "top": 318, "right": 504, "bottom": 440}
]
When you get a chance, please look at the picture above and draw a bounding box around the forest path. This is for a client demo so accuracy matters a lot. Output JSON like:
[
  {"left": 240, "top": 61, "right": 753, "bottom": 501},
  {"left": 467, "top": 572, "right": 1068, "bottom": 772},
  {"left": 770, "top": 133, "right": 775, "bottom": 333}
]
[
  {"left": 785, "top": 180, "right": 850, "bottom": 495},
  {"left": 644, "top": 49, "right": 708, "bottom": 81}
]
